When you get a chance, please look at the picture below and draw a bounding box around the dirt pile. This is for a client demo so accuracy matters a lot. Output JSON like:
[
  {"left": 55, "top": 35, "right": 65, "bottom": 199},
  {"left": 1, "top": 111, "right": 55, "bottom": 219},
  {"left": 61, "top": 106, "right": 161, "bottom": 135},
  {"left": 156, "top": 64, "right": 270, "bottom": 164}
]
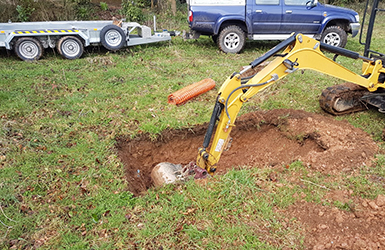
[
  {"left": 116, "top": 109, "right": 378, "bottom": 196},
  {"left": 283, "top": 194, "right": 385, "bottom": 249}
]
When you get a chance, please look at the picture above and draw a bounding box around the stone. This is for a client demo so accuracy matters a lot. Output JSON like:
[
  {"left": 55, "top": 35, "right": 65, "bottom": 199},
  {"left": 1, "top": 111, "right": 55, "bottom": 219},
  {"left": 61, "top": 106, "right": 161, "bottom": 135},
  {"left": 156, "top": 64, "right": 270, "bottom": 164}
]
[
  {"left": 376, "top": 194, "right": 385, "bottom": 207},
  {"left": 368, "top": 201, "right": 379, "bottom": 210}
]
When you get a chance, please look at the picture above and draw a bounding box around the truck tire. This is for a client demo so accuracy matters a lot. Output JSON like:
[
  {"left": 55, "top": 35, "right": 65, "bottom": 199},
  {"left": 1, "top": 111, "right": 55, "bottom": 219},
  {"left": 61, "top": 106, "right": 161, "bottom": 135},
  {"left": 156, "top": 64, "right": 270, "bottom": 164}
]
[
  {"left": 14, "top": 37, "right": 43, "bottom": 61},
  {"left": 100, "top": 24, "right": 126, "bottom": 51},
  {"left": 57, "top": 36, "right": 84, "bottom": 60},
  {"left": 321, "top": 26, "right": 347, "bottom": 48},
  {"left": 217, "top": 25, "right": 246, "bottom": 54}
]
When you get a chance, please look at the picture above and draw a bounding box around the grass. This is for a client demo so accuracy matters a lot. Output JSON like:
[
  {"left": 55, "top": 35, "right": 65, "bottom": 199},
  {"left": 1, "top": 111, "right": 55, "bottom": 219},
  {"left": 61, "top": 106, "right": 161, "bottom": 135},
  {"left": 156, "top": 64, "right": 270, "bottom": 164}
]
[{"left": 1, "top": 3, "right": 385, "bottom": 249}]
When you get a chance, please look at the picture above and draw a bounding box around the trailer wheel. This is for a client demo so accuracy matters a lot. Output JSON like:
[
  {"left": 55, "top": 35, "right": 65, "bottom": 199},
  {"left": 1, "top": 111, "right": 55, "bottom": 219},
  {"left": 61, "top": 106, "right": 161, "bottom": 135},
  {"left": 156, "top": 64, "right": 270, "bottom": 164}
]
[
  {"left": 57, "top": 36, "right": 84, "bottom": 60},
  {"left": 100, "top": 25, "right": 126, "bottom": 51},
  {"left": 217, "top": 25, "right": 246, "bottom": 54},
  {"left": 14, "top": 37, "right": 43, "bottom": 61}
]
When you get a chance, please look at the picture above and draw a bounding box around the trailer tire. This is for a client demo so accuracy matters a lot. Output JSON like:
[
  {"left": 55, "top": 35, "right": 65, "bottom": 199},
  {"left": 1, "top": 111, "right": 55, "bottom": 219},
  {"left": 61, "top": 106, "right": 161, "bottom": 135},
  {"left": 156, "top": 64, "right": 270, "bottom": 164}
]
[
  {"left": 57, "top": 36, "right": 84, "bottom": 60},
  {"left": 218, "top": 25, "right": 246, "bottom": 54},
  {"left": 100, "top": 25, "right": 126, "bottom": 51},
  {"left": 14, "top": 37, "right": 43, "bottom": 61}
]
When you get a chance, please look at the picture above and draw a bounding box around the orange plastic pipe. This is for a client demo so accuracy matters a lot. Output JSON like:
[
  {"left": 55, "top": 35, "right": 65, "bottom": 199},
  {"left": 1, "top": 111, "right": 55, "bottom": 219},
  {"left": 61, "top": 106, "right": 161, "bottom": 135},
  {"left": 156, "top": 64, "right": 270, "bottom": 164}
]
[{"left": 168, "top": 78, "right": 216, "bottom": 105}]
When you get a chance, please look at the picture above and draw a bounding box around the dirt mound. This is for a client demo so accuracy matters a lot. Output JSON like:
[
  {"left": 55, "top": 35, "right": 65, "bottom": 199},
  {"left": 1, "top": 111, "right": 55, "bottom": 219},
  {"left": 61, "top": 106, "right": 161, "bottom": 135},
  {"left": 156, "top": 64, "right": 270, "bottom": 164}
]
[
  {"left": 116, "top": 109, "right": 377, "bottom": 196},
  {"left": 282, "top": 194, "right": 385, "bottom": 249}
]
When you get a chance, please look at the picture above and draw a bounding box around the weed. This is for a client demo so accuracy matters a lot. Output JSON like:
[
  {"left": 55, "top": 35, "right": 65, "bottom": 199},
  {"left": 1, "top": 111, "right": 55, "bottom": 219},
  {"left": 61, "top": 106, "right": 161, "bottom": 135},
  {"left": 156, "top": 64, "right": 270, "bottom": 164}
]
[
  {"left": 333, "top": 200, "right": 354, "bottom": 212},
  {"left": 16, "top": 4, "right": 35, "bottom": 22},
  {"left": 100, "top": 2, "right": 108, "bottom": 11}
]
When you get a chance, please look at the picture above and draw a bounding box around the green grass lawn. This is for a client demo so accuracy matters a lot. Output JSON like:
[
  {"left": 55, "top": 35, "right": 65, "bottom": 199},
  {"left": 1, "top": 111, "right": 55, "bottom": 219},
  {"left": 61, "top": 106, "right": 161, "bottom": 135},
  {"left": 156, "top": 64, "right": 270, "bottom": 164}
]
[{"left": 1, "top": 3, "right": 385, "bottom": 249}]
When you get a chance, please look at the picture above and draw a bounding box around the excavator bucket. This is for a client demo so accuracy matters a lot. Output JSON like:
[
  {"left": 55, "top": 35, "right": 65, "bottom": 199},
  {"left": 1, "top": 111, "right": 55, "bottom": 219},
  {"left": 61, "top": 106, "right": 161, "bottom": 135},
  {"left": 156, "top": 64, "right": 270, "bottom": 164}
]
[{"left": 151, "top": 162, "right": 208, "bottom": 187}]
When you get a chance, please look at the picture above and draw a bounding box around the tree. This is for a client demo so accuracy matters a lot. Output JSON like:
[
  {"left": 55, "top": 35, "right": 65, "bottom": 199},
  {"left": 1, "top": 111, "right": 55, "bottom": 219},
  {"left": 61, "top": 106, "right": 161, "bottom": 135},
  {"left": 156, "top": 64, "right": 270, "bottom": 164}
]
[{"left": 157, "top": 0, "right": 177, "bottom": 16}]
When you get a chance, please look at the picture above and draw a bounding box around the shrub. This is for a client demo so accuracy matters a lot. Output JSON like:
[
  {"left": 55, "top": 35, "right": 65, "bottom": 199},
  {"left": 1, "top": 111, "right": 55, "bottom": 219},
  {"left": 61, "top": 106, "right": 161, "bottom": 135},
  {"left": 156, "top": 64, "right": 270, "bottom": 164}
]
[
  {"left": 0, "top": 0, "right": 95, "bottom": 22},
  {"left": 121, "top": 0, "right": 147, "bottom": 22},
  {"left": 100, "top": 2, "right": 109, "bottom": 11},
  {"left": 16, "top": 4, "right": 35, "bottom": 22}
]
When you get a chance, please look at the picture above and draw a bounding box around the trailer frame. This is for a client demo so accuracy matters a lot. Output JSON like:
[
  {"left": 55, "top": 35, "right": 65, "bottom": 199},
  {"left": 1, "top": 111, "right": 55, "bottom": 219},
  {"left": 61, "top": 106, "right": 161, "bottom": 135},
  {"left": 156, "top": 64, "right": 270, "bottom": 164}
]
[{"left": 0, "top": 19, "right": 173, "bottom": 61}]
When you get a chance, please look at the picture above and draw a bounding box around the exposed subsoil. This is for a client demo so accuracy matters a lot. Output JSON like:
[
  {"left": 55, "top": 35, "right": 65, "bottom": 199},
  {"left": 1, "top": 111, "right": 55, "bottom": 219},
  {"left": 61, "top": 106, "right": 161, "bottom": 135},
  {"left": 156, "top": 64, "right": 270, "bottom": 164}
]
[
  {"left": 116, "top": 109, "right": 381, "bottom": 249},
  {"left": 116, "top": 109, "right": 377, "bottom": 195}
]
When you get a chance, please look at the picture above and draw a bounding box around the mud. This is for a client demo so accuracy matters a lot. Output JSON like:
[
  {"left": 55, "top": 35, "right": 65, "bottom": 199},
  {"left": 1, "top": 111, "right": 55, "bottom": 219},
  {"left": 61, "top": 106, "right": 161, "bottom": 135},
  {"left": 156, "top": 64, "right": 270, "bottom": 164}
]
[{"left": 116, "top": 109, "right": 377, "bottom": 196}]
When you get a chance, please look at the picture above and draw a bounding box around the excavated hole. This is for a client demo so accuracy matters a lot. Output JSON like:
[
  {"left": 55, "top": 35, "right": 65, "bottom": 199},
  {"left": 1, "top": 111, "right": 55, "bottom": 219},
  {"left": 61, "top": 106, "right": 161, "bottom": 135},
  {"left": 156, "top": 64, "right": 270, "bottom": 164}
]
[{"left": 116, "top": 109, "right": 378, "bottom": 196}]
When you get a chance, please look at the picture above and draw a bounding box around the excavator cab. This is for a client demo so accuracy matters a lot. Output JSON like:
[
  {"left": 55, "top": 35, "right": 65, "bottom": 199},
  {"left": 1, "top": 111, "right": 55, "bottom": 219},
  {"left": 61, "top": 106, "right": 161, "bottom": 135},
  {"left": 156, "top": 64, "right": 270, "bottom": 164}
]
[{"left": 151, "top": 0, "right": 385, "bottom": 186}]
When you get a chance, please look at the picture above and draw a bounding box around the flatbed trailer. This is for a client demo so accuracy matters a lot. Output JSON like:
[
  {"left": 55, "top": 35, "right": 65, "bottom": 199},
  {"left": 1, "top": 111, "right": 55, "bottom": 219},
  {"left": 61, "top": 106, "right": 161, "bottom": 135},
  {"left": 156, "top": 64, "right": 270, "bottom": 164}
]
[{"left": 0, "top": 20, "right": 173, "bottom": 61}]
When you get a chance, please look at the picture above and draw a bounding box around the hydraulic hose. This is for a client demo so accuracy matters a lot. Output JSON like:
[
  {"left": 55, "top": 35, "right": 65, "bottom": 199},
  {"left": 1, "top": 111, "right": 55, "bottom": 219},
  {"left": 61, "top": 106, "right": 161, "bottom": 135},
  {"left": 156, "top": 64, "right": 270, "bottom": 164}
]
[{"left": 224, "top": 74, "right": 279, "bottom": 129}]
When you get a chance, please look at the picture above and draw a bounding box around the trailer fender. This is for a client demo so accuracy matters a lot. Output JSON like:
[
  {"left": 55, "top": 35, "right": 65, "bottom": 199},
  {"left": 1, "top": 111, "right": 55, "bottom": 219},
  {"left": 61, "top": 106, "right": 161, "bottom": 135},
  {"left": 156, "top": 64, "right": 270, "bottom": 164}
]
[{"left": 100, "top": 25, "right": 126, "bottom": 51}]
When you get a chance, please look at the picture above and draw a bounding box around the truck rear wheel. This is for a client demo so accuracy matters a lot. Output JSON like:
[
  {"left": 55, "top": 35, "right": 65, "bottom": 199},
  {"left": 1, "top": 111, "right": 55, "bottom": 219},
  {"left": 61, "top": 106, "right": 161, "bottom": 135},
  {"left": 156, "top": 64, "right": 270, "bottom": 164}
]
[
  {"left": 218, "top": 25, "right": 246, "bottom": 54},
  {"left": 100, "top": 24, "right": 126, "bottom": 51},
  {"left": 14, "top": 37, "right": 43, "bottom": 61},
  {"left": 321, "top": 26, "right": 347, "bottom": 48},
  {"left": 57, "top": 36, "right": 84, "bottom": 60}
]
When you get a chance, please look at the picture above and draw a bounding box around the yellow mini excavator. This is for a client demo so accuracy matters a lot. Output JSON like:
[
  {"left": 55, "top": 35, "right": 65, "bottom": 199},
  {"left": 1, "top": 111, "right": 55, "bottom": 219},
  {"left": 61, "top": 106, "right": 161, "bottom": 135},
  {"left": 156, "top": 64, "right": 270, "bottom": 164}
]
[{"left": 151, "top": 0, "right": 385, "bottom": 186}]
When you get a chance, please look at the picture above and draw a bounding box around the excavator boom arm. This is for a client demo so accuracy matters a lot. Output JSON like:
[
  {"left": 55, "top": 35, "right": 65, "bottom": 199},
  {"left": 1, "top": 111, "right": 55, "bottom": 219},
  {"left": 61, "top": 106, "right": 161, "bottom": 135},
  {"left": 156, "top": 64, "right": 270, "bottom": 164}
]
[{"left": 197, "top": 33, "right": 385, "bottom": 175}]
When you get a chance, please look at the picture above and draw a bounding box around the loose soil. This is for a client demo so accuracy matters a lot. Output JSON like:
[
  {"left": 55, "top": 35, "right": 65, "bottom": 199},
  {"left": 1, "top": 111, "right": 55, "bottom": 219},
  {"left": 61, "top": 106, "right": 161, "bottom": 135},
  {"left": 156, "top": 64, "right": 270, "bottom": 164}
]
[
  {"left": 116, "top": 108, "right": 381, "bottom": 249},
  {"left": 282, "top": 195, "right": 385, "bottom": 249}
]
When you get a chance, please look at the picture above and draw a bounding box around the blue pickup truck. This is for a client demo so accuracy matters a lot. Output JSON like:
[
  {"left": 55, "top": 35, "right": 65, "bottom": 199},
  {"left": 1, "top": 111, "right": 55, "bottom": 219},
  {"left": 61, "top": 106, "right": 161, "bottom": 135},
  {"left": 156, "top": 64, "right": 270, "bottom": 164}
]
[{"left": 185, "top": 0, "right": 360, "bottom": 53}]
